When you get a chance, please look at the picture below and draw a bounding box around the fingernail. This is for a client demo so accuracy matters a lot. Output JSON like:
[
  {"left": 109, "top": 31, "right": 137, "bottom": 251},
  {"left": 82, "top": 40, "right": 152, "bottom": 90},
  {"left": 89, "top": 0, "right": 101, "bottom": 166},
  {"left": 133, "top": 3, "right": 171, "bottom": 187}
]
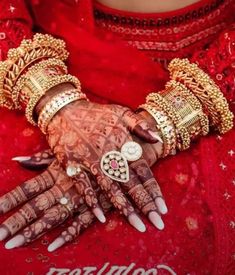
[
  {"left": 48, "top": 237, "right": 65, "bottom": 252},
  {"left": 171, "top": 149, "right": 176, "bottom": 155},
  {"left": 0, "top": 227, "right": 8, "bottom": 241},
  {"left": 155, "top": 197, "right": 168, "bottom": 215},
  {"left": 5, "top": 235, "right": 25, "bottom": 249},
  {"left": 148, "top": 131, "right": 163, "bottom": 143},
  {"left": 148, "top": 212, "right": 164, "bottom": 230},
  {"left": 128, "top": 214, "right": 146, "bottom": 232},
  {"left": 11, "top": 156, "right": 31, "bottom": 162},
  {"left": 93, "top": 208, "right": 106, "bottom": 223}
]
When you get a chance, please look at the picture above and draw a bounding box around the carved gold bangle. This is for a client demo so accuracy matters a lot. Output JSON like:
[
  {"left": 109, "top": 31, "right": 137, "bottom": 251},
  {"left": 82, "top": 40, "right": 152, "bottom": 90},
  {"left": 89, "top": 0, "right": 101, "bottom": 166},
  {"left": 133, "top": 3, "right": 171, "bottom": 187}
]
[
  {"left": 25, "top": 74, "right": 81, "bottom": 126},
  {"left": 12, "top": 58, "right": 68, "bottom": 109},
  {"left": 168, "top": 58, "right": 234, "bottom": 134},
  {"left": 163, "top": 80, "right": 209, "bottom": 140},
  {"left": 139, "top": 103, "right": 177, "bottom": 157},
  {"left": 146, "top": 92, "right": 191, "bottom": 151},
  {"left": 0, "top": 33, "right": 69, "bottom": 109},
  {"left": 38, "top": 89, "right": 88, "bottom": 134}
]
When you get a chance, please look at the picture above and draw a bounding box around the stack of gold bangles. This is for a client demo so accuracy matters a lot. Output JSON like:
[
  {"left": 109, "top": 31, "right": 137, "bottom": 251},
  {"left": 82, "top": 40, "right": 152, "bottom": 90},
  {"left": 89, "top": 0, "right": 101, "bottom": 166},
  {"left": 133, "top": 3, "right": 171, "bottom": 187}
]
[
  {"left": 139, "top": 58, "right": 233, "bottom": 157},
  {"left": 0, "top": 33, "right": 88, "bottom": 133},
  {"left": 0, "top": 34, "right": 233, "bottom": 148}
]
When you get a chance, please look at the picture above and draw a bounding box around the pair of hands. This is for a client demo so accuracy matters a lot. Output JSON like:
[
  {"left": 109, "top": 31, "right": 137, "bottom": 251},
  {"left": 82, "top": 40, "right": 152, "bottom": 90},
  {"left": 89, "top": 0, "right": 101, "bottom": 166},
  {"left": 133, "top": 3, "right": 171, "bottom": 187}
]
[{"left": 0, "top": 100, "right": 168, "bottom": 252}]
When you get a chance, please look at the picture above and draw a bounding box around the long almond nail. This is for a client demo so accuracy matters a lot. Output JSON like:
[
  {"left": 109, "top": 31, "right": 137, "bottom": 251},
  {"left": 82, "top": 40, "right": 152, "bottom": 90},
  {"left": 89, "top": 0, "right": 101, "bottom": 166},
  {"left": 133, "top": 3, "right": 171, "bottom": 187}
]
[
  {"left": 148, "top": 131, "right": 163, "bottom": 143},
  {"left": 12, "top": 156, "right": 31, "bottom": 162},
  {"left": 93, "top": 208, "right": 106, "bottom": 223},
  {"left": 0, "top": 227, "right": 8, "bottom": 241},
  {"left": 128, "top": 213, "right": 146, "bottom": 232},
  {"left": 155, "top": 197, "right": 168, "bottom": 215},
  {"left": 5, "top": 235, "right": 25, "bottom": 249},
  {"left": 148, "top": 212, "right": 164, "bottom": 230},
  {"left": 48, "top": 237, "right": 65, "bottom": 252}
]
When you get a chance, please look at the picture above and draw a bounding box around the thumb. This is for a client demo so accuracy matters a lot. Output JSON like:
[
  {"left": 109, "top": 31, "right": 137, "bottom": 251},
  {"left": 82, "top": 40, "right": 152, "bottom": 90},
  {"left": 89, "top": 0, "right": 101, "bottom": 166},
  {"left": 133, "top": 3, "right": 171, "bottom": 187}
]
[
  {"left": 12, "top": 149, "right": 55, "bottom": 170},
  {"left": 122, "top": 110, "right": 163, "bottom": 143}
]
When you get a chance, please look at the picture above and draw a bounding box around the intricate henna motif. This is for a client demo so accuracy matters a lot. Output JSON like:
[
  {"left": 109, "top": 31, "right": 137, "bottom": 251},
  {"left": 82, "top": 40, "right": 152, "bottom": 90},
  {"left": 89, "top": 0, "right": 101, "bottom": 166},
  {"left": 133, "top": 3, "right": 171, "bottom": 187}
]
[
  {"left": 47, "top": 101, "right": 164, "bottom": 223},
  {"left": 0, "top": 169, "right": 55, "bottom": 214}
]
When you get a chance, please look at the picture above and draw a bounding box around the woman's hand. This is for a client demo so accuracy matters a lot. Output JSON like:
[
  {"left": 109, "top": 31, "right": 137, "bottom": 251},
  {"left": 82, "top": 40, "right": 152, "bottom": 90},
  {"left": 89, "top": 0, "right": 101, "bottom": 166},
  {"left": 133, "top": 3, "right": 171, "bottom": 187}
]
[
  {"left": 47, "top": 100, "right": 166, "bottom": 232},
  {"left": 0, "top": 158, "right": 112, "bottom": 250},
  {"left": 4, "top": 131, "right": 166, "bottom": 252}
]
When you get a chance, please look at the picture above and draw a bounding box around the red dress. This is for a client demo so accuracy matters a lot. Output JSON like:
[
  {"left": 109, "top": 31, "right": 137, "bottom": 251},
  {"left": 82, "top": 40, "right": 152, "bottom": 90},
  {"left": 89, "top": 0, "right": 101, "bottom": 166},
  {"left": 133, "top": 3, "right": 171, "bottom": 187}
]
[{"left": 0, "top": 0, "right": 234, "bottom": 274}]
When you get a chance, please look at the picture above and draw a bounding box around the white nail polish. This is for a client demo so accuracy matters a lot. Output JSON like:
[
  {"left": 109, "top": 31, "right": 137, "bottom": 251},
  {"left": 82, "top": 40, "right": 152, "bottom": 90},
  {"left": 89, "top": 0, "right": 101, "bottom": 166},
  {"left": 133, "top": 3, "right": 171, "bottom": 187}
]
[
  {"left": 148, "top": 131, "right": 163, "bottom": 143},
  {"left": 5, "top": 235, "right": 25, "bottom": 249},
  {"left": 0, "top": 228, "right": 8, "bottom": 241},
  {"left": 93, "top": 208, "right": 106, "bottom": 223},
  {"left": 148, "top": 212, "right": 164, "bottom": 230},
  {"left": 11, "top": 156, "right": 31, "bottom": 162},
  {"left": 155, "top": 197, "right": 168, "bottom": 215},
  {"left": 128, "top": 214, "right": 146, "bottom": 233},
  {"left": 48, "top": 237, "right": 65, "bottom": 252}
]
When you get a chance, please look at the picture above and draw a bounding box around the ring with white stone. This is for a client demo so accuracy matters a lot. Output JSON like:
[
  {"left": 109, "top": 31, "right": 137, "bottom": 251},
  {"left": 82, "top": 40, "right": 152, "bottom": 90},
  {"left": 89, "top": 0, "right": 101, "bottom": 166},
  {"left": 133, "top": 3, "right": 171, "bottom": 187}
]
[
  {"left": 66, "top": 164, "right": 82, "bottom": 177},
  {"left": 59, "top": 197, "right": 74, "bottom": 213},
  {"left": 121, "top": 141, "right": 143, "bottom": 162}
]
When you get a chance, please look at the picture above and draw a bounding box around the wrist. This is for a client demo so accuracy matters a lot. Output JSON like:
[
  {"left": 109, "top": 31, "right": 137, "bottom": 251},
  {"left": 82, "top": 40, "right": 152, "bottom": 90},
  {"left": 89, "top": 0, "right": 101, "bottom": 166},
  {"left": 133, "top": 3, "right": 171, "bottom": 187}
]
[{"left": 34, "top": 83, "right": 75, "bottom": 117}]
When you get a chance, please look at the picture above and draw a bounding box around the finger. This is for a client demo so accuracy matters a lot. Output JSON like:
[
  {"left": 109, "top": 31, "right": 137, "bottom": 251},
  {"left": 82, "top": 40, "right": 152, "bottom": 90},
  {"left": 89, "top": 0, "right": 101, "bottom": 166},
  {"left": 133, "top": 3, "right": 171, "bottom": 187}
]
[
  {"left": 131, "top": 159, "right": 168, "bottom": 215},
  {"left": 0, "top": 185, "right": 64, "bottom": 241},
  {"left": 48, "top": 189, "right": 112, "bottom": 252},
  {"left": 12, "top": 149, "right": 54, "bottom": 170},
  {"left": 5, "top": 203, "right": 72, "bottom": 249},
  {"left": 74, "top": 171, "right": 106, "bottom": 223},
  {"left": 122, "top": 167, "right": 164, "bottom": 230},
  {"left": 122, "top": 110, "right": 163, "bottom": 144},
  {"left": 94, "top": 167, "right": 146, "bottom": 233},
  {"left": 47, "top": 207, "right": 94, "bottom": 252},
  {"left": 0, "top": 169, "right": 55, "bottom": 215}
]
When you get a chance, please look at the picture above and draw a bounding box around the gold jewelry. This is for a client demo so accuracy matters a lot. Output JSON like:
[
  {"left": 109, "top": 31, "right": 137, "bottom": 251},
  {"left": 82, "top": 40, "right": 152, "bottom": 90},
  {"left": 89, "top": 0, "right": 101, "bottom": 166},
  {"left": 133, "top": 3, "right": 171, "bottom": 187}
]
[
  {"left": 168, "top": 58, "right": 234, "bottom": 134},
  {"left": 163, "top": 80, "right": 209, "bottom": 139},
  {"left": 38, "top": 89, "right": 87, "bottom": 134},
  {"left": 13, "top": 58, "right": 68, "bottom": 109},
  {"left": 0, "top": 33, "right": 68, "bottom": 109},
  {"left": 146, "top": 93, "right": 191, "bottom": 151},
  {"left": 139, "top": 103, "right": 177, "bottom": 157},
  {"left": 26, "top": 75, "right": 82, "bottom": 126}
]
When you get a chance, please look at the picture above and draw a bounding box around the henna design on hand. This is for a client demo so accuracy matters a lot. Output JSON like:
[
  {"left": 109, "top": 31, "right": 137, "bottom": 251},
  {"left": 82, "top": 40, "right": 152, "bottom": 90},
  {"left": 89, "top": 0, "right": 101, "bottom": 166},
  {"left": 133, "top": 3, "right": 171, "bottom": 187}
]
[{"left": 47, "top": 101, "right": 165, "bottom": 231}]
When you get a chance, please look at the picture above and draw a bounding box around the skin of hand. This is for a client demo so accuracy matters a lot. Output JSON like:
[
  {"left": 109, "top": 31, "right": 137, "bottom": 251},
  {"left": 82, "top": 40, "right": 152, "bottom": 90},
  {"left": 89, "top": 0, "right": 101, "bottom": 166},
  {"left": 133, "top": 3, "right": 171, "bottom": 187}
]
[
  {"left": 46, "top": 99, "right": 166, "bottom": 232},
  {"left": 0, "top": 119, "right": 167, "bottom": 252}
]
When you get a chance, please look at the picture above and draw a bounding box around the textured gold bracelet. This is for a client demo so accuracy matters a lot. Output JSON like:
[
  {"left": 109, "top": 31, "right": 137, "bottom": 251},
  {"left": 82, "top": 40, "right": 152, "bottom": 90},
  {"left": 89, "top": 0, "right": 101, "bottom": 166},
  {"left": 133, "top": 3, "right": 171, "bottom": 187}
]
[
  {"left": 0, "top": 33, "right": 69, "bottom": 109},
  {"left": 163, "top": 80, "right": 209, "bottom": 139},
  {"left": 12, "top": 58, "right": 68, "bottom": 109},
  {"left": 168, "top": 58, "right": 234, "bottom": 134},
  {"left": 146, "top": 92, "right": 191, "bottom": 151},
  {"left": 38, "top": 89, "right": 87, "bottom": 134},
  {"left": 25, "top": 74, "right": 81, "bottom": 126},
  {"left": 139, "top": 103, "right": 177, "bottom": 157}
]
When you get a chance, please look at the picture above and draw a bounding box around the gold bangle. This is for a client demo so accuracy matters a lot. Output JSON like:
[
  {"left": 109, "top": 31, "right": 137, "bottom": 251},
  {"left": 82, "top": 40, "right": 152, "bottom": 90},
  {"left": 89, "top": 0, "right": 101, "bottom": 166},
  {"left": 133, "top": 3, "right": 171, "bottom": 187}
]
[
  {"left": 163, "top": 80, "right": 209, "bottom": 139},
  {"left": 38, "top": 89, "right": 87, "bottom": 134},
  {"left": 12, "top": 58, "right": 68, "bottom": 109},
  {"left": 168, "top": 58, "right": 234, "bottom": 134},
  {"left": 25, "top": 74, "right": 81, "bottom": 126},
  {"left": 146, "top": 92, "right": 191, "bottom": 151},
  {"left": 0, "top": 33, "right": 69, "bottom": 109},
  {"left": 139, "top": 103, "right": 177, "bottom": 157}
]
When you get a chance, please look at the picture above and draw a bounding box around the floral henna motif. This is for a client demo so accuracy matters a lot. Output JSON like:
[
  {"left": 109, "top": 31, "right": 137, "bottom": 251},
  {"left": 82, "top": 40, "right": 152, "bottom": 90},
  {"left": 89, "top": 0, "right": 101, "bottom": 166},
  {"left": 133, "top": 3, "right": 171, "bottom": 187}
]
[
  {"left": 0, "top": 170, "right": 55, "bottom": 215},
  {"left": 47, "top": 101, "right": 165, "bottom": 230},
  {"left": 131, "top": 159, "right": 163, "bottom": 200}
]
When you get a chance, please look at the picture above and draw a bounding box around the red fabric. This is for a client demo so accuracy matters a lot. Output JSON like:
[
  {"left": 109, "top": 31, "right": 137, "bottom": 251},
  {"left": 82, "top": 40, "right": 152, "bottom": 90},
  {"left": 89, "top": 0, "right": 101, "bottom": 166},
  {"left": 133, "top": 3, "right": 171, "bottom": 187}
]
[{"left": 0, "top": 0, "right": 235, "bottom": 274}]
